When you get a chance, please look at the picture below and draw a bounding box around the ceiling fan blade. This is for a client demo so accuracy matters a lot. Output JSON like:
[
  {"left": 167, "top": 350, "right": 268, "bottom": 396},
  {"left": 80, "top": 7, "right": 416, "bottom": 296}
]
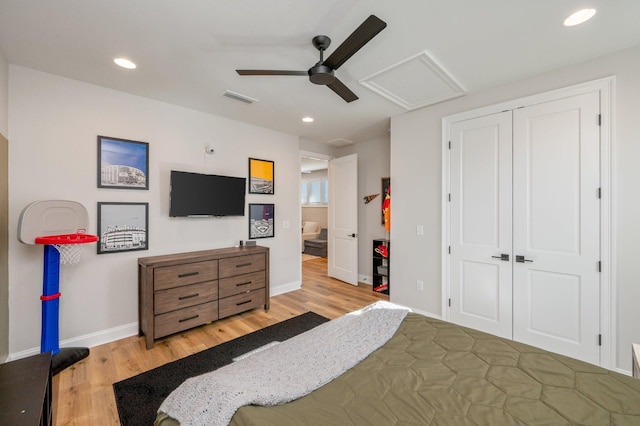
[
  {"left": 236, "top": 70, "right": 308, "bottom": 76},
  {"left": 323, "top": 15, "right": 387, "bottom": 71},
  {"left": 327, "top": 78, "right": 358, "bottom": 103}
]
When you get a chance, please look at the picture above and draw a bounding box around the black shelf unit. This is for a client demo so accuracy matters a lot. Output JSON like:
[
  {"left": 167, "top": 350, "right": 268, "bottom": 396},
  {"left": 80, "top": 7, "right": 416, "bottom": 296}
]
[
  {"left": 0, "top": 351, "right": 52, "bottom": 426},
  {"left": 372, "top": 239, "right": 389, "bottom": 294}
]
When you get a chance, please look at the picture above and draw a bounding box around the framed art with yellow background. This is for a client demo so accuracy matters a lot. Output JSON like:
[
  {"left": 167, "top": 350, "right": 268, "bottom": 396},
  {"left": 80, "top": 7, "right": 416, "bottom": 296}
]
[{"left": 248, "top": 158, "right": 274, "bottom": 194}]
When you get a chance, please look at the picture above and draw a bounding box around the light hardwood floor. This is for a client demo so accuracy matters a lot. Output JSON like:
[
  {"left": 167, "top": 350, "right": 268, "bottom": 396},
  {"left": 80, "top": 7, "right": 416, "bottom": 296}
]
[{"left": 52, "top": 257, "right": 387, "bottom": 425}]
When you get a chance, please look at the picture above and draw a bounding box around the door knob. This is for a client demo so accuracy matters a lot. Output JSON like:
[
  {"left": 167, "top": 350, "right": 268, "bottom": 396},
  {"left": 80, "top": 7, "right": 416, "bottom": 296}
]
[
  {"left": 491, "top": 254, "right": 510, "bottom": 261},
  {"left": 515, "top": 255, "right": 533, "bottom": 263},
  {"left": 349, "top": 233, "right": 358, "bottom": 238}
]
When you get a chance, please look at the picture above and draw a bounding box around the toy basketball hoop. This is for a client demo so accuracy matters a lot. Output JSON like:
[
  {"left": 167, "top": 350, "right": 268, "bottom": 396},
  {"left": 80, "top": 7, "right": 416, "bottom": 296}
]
[
  {"left": 35, "top": 232, "right": 98, "bottom": 265},
  {"left": 18, "top": 200, "right": 99, "bottom": 263},
  {"left": 17, "top": 200, "right": 98, "bottom": 374}
]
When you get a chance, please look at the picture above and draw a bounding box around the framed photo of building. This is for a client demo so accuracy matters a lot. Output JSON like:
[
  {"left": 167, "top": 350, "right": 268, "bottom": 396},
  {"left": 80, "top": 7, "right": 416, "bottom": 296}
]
[
  {"left": 97, "top": 202, "right": 148, "bottom": 254},
  {"left": 98, "top": 136, "right": 149, "bottom": 190},
  {"left": 248, "top": 158, "right": 274, "bottom": 194},
  {"left": 248, "top": 203, "right": 274, "bottom": 239}
]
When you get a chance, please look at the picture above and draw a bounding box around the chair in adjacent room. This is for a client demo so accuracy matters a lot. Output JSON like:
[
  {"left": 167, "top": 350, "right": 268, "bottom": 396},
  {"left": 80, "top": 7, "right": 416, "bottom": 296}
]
[
  {"left": 304, "top": 228, "right": 328, "bottom": 257},
  {"left": 301, "top": 221, "right": 321, "bottom": 252}
]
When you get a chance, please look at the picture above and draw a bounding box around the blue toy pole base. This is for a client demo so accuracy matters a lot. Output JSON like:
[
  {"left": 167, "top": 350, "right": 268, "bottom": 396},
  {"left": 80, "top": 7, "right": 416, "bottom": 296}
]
[
  {"left": 41, "top": 245, "right": 90, "bottom": 375},
  {"left": 42, "top": 245, "right": 61, "bottom": 355}
]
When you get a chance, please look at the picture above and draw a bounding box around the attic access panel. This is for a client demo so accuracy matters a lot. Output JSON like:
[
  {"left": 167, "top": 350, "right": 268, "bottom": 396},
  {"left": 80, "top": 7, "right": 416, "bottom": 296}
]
[{"left": 359, "top": 50, "right": 466, "bottom": 110}]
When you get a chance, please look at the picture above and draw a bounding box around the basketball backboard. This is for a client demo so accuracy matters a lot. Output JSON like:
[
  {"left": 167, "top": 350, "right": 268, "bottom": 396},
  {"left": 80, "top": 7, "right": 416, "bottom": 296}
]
[{"left": 18, "top": 200, "right": 90, "bottom": 245}]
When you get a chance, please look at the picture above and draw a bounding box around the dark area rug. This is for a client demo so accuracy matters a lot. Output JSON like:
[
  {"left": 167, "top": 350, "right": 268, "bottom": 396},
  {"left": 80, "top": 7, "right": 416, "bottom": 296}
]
[{"left": 113, "top": 312, "right": 329, "bottom": 426}]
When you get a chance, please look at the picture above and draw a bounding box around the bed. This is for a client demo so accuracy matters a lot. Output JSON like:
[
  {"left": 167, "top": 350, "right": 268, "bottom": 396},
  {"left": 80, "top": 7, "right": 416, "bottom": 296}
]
[{"left": 156, "top": 305, "right": 640, "bottom": 425}]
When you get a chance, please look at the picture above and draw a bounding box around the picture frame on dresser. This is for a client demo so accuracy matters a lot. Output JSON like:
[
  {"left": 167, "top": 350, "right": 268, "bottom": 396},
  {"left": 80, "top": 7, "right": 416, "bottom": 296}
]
[
  {"left": 97, "top": 202, "right": 148, "bottom": 254},
  {"left": 248, "top": 203, "right": 274, "bottom": 239},
  {"left": 97, "top": 135, "right": 149, "bottom": 190}
]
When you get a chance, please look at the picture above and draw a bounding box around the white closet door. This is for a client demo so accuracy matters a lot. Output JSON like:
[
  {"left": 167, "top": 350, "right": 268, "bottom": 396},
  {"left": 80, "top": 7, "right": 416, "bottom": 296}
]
[
  {"left": 328, "top": 154, "right": 358, "bottom": 285},
  {"left": 450, "top": 111, "right": 513, "bottom": 338},
  {"left": 512, "top": 92, "right": 601, "bottom": 364}
]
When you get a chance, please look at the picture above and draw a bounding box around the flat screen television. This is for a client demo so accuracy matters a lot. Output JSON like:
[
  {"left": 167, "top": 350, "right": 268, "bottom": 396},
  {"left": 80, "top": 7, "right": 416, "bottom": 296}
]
[{"left": 169, "top": 170, "right": 246, "bottom": 217}]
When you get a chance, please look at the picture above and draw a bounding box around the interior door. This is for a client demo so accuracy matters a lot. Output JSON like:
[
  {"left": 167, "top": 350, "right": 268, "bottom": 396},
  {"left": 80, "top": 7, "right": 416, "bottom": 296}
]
[
  {"left": 328, "top": 154, "right": 358, "bottom": 285},
  {"left": 512, "top": 92, "right": 601, "bottom": 364},
  {"left": 450, "top": 111, "right": 513, "bottom": 338}
]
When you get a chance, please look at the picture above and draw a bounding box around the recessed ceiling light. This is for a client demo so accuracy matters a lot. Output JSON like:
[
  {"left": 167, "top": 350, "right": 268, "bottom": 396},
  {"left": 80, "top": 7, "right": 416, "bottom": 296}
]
[
  {"left": 564, "top": 8, "right": 596, "bottom": 27},
  {"left": 114, "top": 57, "right": 137, "bottom": 69},
  {"left": 302, "top": 117, "right": 314, "bottom": 123}
]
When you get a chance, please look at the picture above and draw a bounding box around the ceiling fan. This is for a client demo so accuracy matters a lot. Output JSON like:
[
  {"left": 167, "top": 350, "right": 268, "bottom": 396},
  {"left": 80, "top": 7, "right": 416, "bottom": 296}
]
[{"left": 236, "top": 15, "right": 387, "bottom": 103}]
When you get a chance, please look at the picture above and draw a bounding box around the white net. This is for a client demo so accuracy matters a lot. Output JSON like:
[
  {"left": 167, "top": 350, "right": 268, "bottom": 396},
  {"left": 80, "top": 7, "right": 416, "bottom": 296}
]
[{"left": 52, "top": 244, "right": 83, "bottom": 265}]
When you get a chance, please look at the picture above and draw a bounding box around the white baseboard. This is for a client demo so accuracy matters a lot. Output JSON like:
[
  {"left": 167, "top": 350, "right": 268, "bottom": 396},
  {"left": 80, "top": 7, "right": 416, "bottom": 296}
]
[
  {"left": 9, "top": 321, "right": 138, "bottom": 361},
  {"left": 615, "top": 367, "right": 632, "bottom": 377},
  {"left": 358, "top": 274, "right": 373, "bottom": 285},
  {"left": 270, "top": 280, "right": 301, "bottom": 297},
  {"left": 7, "top": 281, "right": 307, "bottom": 362},
  {"left": 388, "top": 301, "right": 441, "bottom": 320},
  {"left": 410, "top": 307, "right": 442, "bottom": 320}
]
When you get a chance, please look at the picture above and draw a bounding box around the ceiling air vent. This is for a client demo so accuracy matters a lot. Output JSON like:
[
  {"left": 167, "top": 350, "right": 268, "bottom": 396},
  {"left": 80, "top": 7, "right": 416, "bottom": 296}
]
[
  {"left": 326, "top": 138, "right": 354, "bottom": 147},
  {"left": 223, "top": 90, "right": 259, "bottom": 104}
]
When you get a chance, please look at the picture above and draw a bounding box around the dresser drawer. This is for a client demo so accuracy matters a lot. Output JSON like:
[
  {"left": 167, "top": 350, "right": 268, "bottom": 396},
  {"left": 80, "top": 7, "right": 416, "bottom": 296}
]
[
  {"left": 219, "top": 271, "right": 265, "bottom": 298},
  {"left": 219, "top": 289, "right": 266, "bottom": 319},
  {"left": 154, "top": 260, "right": 218, "bottom": 291},
  {"left": 154, "top": 281, "right": 218, "bottom": 315},
  {"left": 154, "top": 301, "right": 218, "bottom": 339},
  {"left": 219, "top": 254, "right": 265, "bottom": 278}
]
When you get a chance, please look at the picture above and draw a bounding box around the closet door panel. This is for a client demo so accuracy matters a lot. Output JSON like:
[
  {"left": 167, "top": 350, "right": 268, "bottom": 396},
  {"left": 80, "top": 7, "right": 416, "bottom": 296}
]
[
  {"left": 512, "top": 91, "right": 601, "bottom": 364},
  {"left": 450, "top": 111, "right": 513, "bottom": 338}
]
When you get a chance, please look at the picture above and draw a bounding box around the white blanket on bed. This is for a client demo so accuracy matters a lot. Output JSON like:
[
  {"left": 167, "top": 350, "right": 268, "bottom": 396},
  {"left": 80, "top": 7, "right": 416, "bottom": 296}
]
[{"left": 158, "top": 301, "right": 409, "bottom": 426}]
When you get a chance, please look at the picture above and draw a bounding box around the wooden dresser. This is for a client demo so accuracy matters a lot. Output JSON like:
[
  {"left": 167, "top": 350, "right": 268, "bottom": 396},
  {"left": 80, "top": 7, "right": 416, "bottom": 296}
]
[{"left": 138, "top": 246, "right": 269, "bottom": 349}]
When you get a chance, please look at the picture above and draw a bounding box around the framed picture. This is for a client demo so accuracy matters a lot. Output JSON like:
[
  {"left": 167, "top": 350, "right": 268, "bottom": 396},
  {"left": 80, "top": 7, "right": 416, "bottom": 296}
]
[
  {"left": 381, "top": 177, "right": 390, "bottom": 225},
  {"left": 97, "top": 202, "right": 148, "bottom": 254},
  {"left": 248, "top": 158, "right": 274, "bottom": 194},
  {"left": 98, "top": 135, "right": 149, "bottom": 190},
  {"left": 248, "top": 203, "right": 274, "bottom": 239}
]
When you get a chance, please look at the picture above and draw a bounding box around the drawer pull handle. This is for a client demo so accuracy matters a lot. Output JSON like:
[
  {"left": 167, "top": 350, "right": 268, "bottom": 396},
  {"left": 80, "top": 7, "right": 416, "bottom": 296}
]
[
  {"left": 236, "top": 262, "right": 252, "bottom": 268},
  {"left": 178, "top": 293, "right": 199, "bottom": 300},
  {"left": 236, "top": 299, "right": 252, "bottom": 306},
  {"left": 179, "top": 314, "right": 199, "bottom": 323},
  {"left": 236, "top": 281, "right": 252, "bottom": 287},
  {"left": 178, "top": 271, "right": 200, "bottom": 278}
]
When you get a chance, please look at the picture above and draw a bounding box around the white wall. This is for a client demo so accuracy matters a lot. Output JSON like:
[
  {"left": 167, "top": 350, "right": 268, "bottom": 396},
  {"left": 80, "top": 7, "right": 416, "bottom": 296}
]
[
  {"left": 336, "top": 137, "right": 390, "bottom": 283},
  {"left": 299, "top": 139, "right": 336, "bottom": 157},
  {"left": 0, "top": 50, "right": 7, "bottom": 137},
  {"left": 7, "top": 66, "right": 301, "bottom": 358},
  {"left": 301, "top": 207, "right": 327, "bottom": 229},
  {"left": 391, "top": 45, "right": 640, "bottom": 373}
]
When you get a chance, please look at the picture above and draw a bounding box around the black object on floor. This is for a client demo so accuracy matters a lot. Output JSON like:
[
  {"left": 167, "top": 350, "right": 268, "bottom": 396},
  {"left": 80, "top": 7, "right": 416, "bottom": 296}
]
[
  {"left": 52, "top": 346, "right": 89, "bottom": 375},
  {"left": 113, "top": 312, "right": 329, "bottom": 426}
]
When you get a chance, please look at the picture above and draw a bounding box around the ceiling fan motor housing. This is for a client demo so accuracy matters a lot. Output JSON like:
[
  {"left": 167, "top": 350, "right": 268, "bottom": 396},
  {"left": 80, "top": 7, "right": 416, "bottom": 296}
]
[{"left": 308, "top": 64, "right": 335, "bottom": 85}]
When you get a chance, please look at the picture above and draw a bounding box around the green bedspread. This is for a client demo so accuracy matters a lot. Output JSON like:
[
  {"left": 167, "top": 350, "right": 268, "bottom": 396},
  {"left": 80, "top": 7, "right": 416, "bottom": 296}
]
[{"left": 158, "top": 313, "right": 640, "bottom": 425}]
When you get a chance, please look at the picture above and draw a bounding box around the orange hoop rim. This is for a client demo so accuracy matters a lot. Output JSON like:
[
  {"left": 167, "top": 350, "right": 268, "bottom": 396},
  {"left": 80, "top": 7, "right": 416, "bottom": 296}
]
[{"left": 35, "top": 233, "right": 99, "bottom": 245}]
